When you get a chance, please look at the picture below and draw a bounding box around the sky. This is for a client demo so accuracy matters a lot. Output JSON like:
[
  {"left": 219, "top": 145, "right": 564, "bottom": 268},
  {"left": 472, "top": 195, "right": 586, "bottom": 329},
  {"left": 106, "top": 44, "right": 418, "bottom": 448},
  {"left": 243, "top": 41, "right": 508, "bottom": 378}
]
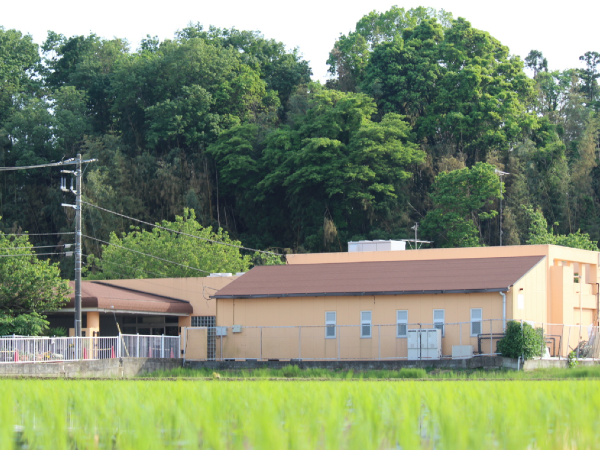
[{"left": 2, "top": 0, "right": 599, "bottom": 82}]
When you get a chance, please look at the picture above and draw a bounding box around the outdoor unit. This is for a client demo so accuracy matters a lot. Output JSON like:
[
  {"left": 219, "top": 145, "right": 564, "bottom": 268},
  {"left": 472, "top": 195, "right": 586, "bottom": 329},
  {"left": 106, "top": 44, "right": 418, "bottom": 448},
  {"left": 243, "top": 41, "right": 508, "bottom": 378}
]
[{"left": 407, "top": 329, "right": 442, "bottom": 360}]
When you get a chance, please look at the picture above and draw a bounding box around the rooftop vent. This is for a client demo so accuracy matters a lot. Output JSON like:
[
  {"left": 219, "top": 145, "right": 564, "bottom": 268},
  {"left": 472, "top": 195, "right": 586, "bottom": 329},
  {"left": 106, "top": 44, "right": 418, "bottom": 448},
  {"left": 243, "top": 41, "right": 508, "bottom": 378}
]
[
  {"left": 348, "top": 240, "right": 406, "bottom": 252},
  {"left": 209, "top": 273, "right": 233, "bottom": 277}
]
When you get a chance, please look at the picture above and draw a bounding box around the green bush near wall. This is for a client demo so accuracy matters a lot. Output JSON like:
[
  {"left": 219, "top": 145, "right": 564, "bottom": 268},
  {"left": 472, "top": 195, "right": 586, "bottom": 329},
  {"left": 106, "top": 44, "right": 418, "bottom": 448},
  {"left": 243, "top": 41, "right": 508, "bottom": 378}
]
[{"left": 497, "top": 320, "right": 545, "bottom": 360}]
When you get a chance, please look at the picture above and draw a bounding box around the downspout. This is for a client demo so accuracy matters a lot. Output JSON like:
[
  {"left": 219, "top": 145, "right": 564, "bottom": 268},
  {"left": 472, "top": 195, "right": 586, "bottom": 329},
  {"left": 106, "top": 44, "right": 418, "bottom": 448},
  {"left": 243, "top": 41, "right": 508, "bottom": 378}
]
[
  {"left": 596, "top": 283, "right": 599, "bottom": 327},
  {"left": 500, "top": 291, "right": 507, "bottom": 331}
]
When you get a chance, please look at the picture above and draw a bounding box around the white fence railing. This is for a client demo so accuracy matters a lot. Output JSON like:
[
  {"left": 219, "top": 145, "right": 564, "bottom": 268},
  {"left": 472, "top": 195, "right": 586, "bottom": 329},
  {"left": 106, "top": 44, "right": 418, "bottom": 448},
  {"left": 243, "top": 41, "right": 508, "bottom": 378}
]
[
  {"left": 0, "top": 334, "right": 180, "bottom": 363},
  {"left": 182, "top": 320, "right": 600, "bottom": 362}
]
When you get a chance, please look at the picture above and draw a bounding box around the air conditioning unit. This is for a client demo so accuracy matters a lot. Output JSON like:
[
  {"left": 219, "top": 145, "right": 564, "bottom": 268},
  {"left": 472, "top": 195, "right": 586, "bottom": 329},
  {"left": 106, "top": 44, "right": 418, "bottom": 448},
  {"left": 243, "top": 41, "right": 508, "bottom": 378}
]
[{"left": 407, "top": 329, "right": 441, "bottom": 360}]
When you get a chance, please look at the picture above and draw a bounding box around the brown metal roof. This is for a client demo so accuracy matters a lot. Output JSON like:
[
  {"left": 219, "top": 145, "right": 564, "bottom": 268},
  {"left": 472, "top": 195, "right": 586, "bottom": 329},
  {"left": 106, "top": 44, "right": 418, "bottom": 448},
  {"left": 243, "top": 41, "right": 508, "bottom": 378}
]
[
  {"left": 64, "top": 281, "right": 193, "bottom": 315},
  {"left": 214, "top": 256, "right": 546, "bottom": 298}
]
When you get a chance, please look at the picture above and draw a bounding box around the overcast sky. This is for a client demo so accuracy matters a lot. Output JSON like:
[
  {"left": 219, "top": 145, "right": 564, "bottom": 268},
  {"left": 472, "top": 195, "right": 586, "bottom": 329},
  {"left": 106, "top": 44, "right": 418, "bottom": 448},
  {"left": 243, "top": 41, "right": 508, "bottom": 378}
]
[{"left": 2, "top": 0, "right": 599, "bottom": 81}]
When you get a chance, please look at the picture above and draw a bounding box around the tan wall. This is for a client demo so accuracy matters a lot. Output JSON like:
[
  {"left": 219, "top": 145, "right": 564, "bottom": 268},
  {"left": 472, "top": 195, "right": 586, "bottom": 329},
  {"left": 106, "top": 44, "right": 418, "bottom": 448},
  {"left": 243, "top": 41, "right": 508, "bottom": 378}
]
[
  {"left": 215, "top": 292, "right": 505, "bottom": 360},
  {"left": 102, "top": 276, "right": 239, "bottom": 320},
  {"left": 511, "top": 257, "right": 547, "bottom": 323}
]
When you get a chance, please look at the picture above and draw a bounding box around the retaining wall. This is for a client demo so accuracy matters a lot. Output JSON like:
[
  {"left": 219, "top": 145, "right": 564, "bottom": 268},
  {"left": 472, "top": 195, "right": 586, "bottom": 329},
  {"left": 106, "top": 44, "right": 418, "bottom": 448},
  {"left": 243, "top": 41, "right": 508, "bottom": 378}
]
[
  {"left": 185, "top": 356, "right": 511, "bottom": 371},
  {"left": 0, "top": 358, "right": 182, "bottom": 378}
]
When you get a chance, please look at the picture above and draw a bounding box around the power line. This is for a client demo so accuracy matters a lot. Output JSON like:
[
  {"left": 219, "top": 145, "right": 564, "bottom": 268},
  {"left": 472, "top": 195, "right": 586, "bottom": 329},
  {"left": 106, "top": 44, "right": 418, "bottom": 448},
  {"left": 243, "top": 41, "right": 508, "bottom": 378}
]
[
  {"left": 0, "top": 252, "right": 68, "bottom": 258},
  {"left": 0, "top": 159, "right": 80, "bottom": 171},
  {"left": 0, "top": 244, "right": 74, "bottom": 250},
  {"left": 82, "top": 254, "right": 169, "bottom": 279},
  {"left": 1, "top": 232, "right": 75, "bottom": 237},
  {"left": 82, "top": 254, "right": 225, "bottom": 300},
  {"left": 81, "top": 201, "right": 282, "bottom": 256},
  {"left": 82, "top": 235, "right": 211, "bottom": 274}
]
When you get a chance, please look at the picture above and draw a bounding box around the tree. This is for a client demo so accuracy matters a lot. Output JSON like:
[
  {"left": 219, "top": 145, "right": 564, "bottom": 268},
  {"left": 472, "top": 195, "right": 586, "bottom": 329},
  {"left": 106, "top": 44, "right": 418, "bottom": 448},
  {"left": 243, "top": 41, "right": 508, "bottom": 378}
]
[
  {"left": 209, "top": 88, "right": 424, "bottom": 252},
  {"left": 523, "top": 206, "right": 598, "bottom": 250},
  {"left": 524, "top": 50, "right": 548, "bottom": 77},
  {"left": 497, "top": 320, "right": 545, "bottom": 360},
  {"left": 86, "top": 209, "right": 252, "bottom": 279},
  {"left": 326, "top": 6, "right": 452, "bottom": 92},
  {"left": 578, "top": 51, "right": 600, "bottom": 107},
  {"left": 364, "top": 17, "right": 536, "bottom": 163},
  {"left": 422, "top": 162, "right": 501, "bottom": 247},
  {"left": 0, "top": 229, "right": 70, "bottom": 335}
]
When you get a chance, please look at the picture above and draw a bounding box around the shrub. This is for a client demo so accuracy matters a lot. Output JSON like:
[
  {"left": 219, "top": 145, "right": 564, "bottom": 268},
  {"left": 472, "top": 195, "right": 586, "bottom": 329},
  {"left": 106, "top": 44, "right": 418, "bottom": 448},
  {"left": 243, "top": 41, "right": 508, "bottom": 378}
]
[{"left": 497, "top": 320, "right": 545, "bottom": 360}]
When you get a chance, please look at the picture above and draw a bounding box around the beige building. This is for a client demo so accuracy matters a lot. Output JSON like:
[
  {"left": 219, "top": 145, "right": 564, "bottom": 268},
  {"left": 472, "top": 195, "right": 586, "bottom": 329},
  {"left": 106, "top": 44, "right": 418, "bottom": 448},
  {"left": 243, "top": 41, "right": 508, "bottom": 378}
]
[
  {"left": 206, "top": 244, "right": 599, "bottom": 360},
  {"left": 51, "top": 276, "right": 239, "bottom": 338}
]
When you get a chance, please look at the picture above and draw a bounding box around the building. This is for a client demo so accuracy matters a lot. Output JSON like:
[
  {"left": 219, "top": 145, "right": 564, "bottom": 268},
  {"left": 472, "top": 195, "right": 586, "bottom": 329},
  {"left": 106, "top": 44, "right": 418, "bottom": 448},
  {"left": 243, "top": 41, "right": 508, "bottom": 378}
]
[
  {"left": 206, "top": 243, "right": 599, "bottom": 360},
  {"left": 48, "top": 276, "right": 240, "bottom": 337}
]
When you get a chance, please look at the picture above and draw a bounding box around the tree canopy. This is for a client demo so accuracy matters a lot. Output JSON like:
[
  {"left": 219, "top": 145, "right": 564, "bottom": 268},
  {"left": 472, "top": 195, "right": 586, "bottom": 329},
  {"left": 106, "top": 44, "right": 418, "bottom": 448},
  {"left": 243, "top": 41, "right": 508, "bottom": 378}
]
[
  {"left": 0, "top": 8, "right": 599, "bottom": 278},
  {"left": 86, "top": 209, "right": 254, "bottom": 279},
  {"left": 0, "top": 228, "right": 70, "bottom": 335}
]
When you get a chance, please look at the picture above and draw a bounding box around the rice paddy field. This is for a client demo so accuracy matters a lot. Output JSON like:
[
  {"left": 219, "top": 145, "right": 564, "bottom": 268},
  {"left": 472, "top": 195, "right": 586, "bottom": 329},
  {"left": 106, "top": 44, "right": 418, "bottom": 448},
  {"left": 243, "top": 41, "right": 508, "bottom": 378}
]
[{"left": 2, "top": 379, "right": 600, "bottom": 449}]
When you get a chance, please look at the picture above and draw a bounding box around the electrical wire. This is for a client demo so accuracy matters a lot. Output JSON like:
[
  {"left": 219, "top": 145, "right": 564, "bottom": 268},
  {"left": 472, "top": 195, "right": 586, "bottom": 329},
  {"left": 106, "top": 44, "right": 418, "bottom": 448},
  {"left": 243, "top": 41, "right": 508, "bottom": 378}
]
[
  {"left": 0, "top": 159, "right": 79, "bottom": 171},
  {"left": 81, "top": 201, "right": 282, "bottom": 256},
  {"left": 1, "top": 232, "right": 75, "bottom": 237},
  {"left": 0, "top": 252, "right": 68, "bottom": 258},
  {"left": 0, "top": 244, "right": 74, "bottom": 250},
  {"left": 82, "top": 235, "right": 211, "bottom": 274},
  {"left": 82, "top": 254, "right": 169, "bottom": 279}
]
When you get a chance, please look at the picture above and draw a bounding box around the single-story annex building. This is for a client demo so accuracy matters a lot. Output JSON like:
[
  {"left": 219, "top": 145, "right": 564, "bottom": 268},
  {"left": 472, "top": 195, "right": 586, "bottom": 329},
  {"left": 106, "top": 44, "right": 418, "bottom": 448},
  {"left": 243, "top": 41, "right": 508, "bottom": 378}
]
[{"left": 205, "top": 243, "right": 599, "bottom": 360}]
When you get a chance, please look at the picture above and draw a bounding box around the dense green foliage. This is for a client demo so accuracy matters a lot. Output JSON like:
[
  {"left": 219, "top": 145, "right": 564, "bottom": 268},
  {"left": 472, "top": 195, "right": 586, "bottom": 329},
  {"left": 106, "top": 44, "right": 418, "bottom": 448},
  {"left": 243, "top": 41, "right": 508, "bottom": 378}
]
[
  {"left": 85, "top": 209, "right": 253, "bottom": 279},
  {"left": 0, "top": 228, "right": 70, "bottom": 335},
  {"left": 0, "top": 8, "right": 599, "bottom": 278},
  {"left": 3, "top": 379, "right": 600, "bottom": 449},
  {"left": 497, "top": 321, "right": 545, "bottom": 360}
]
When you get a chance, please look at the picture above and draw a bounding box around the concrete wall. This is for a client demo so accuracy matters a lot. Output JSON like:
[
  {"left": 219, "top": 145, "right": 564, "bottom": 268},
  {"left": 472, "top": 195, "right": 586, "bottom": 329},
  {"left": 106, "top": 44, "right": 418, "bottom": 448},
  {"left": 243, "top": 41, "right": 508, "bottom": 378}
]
[
  {"left": 0, "top": 358, "right": 182, "bottom": 378},
  {"left": 185, "top": 356, "right": 515, "bottom": 372}
]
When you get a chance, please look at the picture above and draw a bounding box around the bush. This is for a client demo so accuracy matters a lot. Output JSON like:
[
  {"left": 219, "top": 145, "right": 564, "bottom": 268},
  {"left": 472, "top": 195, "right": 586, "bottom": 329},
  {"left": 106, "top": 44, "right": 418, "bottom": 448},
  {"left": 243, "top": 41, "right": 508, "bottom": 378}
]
[{"left": 497, "top": 320, "right": 545, "bottom": 360}]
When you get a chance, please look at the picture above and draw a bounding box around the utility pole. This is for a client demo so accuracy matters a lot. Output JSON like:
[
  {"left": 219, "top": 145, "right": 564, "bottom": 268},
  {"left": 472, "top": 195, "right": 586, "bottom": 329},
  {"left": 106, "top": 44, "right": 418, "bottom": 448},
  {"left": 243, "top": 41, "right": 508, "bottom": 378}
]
[
  {"left": 411, "top": 222, "right": 419, "bottom": 249},
  {"left": 495, "top": 170, "right": 510, "bottom": 247},
  {"left": 61, "top": 154, "right": 96, "bottom": 337}
]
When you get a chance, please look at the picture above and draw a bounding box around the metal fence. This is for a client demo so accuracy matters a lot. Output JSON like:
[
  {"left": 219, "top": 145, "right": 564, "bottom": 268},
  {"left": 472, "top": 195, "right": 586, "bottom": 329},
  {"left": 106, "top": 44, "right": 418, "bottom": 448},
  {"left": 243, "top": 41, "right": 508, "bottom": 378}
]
[
  {"left": 120, "top": 334, "right": 180, "bottom": 358},
  {"left": 182, "top": 320, "right": 600, "bottom": 362},
  {"left": 0, "top": 334, "right": 180, "bottom": 363}
]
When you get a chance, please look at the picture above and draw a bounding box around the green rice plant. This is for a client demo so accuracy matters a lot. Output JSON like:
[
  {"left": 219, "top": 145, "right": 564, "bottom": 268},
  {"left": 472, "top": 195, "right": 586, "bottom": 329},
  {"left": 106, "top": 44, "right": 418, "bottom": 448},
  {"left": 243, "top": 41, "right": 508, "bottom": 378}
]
[{"left": 2, "top": 379, "right": 600, "bottom": 449}]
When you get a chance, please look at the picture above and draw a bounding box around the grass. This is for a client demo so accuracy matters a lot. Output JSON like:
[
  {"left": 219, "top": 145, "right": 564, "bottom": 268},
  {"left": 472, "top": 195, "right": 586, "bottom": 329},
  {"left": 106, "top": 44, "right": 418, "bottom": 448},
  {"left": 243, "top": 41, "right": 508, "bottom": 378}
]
[
  {"left": 140, "top": 364, "right": 600, "bottom": 380},
  {"left": 2, "top": 379, "right": 600, "bottom": 449}
]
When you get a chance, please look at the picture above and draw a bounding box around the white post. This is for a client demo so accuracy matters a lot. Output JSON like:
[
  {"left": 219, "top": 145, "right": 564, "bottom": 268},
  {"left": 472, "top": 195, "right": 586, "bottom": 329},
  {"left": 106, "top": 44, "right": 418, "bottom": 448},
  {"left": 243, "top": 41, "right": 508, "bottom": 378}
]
[
  {"left": 459, "top": 322, "right": 462, "bottom": 347},
  {"left": 378, "top": 324, "right": 381, "bottom": 360},
  {"left": 337, "top": 326, "right": 341, "bottom": 361},
  {"left": 260, "top": 327, "right": 263, "bottom": 361},
  {"left": 567, "top": 325, "right": 572, "bottom": 357},
  {"left": 117, "top": 335, "right": 121, "bottom": 359},
  {"left": 161, "top": 335, "right": 164, "bottom": 359},
  {"left": 490, "top": 319, "right": 493, "bottom": 355},
  {"left": 137, "top": 333, "right": 140, "bottom": 358},
  {"left": 298, "top": 326, "right": 301, "bottom": 360}
]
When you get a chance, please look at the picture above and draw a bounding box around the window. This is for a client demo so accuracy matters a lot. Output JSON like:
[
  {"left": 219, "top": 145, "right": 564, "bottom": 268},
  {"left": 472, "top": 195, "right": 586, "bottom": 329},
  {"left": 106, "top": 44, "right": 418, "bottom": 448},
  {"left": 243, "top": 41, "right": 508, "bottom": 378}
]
[
  {"left": 361, "top": 311, "right": 372, "bottom": 338},
  {"left": 191, "top": 316, "right": 216, "bottom": 328},
  {"left": 325, "top": 311, "right": 336, "bottom": 338},
  {"left": 397, "top": 310, "right": 408, "bottom": 338},
  {"left": 433, "top": 309, "right": 445, "bottom": 337},
  {"left": 471, "top": 308, "right": 482, "bottom": 336}
]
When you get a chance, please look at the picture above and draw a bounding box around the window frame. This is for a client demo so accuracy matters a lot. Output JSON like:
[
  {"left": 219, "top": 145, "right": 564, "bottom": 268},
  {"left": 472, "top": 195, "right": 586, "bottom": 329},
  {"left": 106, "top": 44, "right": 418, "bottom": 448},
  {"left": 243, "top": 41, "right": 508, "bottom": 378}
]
[
  {"left": 433, "top": 309, "right": 445, "bottom": 337},
  {"left": 470, "top": 308, "right": 482, "bottom": 337},
  {"left": 360, "top": 311, "right": 372, "bottom": 338},
  {"left": 325, "top": 311, "right": 337, "bottom": 339},
  {"left": 396, "top": 310, "right": 408, "bottom": 338}
]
